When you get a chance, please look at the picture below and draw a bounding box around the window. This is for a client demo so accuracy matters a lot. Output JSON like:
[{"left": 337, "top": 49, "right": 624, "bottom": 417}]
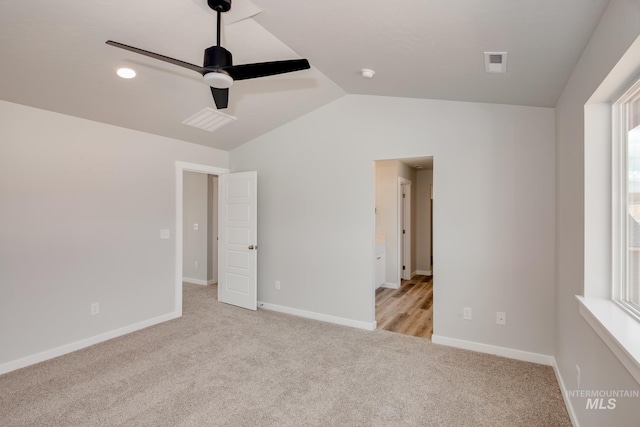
[
  {"left": 578, "top": 37, "right": 640, "bottom": 385},
  {"left": 614, "top": 79, "right": 640, "bottom": 319}
]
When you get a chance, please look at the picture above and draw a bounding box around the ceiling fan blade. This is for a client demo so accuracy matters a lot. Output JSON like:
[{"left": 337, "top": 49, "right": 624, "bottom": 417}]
[
  {"left": 211, "top": 87, "right": 229, "bottom": 109},
  {"left": 224, "top": 59, "right": 310, "bottom": 81},
  {"left": 106, "top": 40, "right": 207, "bottom": 74}
]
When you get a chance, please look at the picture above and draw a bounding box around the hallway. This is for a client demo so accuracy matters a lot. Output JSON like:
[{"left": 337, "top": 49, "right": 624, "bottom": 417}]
[{"left": 375, "top": 275, "right": 433, "bottom": 339}]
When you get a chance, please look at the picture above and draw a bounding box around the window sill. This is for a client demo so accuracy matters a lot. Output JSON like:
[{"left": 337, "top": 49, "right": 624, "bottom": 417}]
[{"left": 577, "top": 296, "right": 640, "bottom": 385}]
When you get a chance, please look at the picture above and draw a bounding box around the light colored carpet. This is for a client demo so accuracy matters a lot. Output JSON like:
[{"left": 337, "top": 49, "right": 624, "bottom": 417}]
[{"left": 1, "top": 283, "right": 570, "bottom": 426}]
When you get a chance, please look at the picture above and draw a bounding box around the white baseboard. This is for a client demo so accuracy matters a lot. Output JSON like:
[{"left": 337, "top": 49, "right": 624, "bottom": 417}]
[
  {"left": 258, "top": 301, "right": 376, "bottom": 331},
  {"left": 381, "top": 282, "right": 399, "bottom": 289},
  {"left": 0, "top": 311, "right": 180, "bottom": 375},
  {"left": 182, "top": 277, "right": 215, "bottom": 286},
  {"left": 431, "top": 334, "right": 554, "bottom": 366},
  {"left": 414, "top": 270, "right": 432, "bottom": 276},
  {"left": 552, "top": 359, "right": 580, "bottom": 427}
]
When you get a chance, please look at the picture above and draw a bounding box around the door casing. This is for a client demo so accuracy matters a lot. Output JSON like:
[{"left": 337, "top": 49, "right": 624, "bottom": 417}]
[{"left": 175, "top": 161, "right": 229, "bottom": 316}]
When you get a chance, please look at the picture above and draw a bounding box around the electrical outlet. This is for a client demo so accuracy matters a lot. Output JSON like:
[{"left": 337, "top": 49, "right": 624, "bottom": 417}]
[
  {"left": 91, "top": 303, "right": 100, "bottom": 315},
  {"left": 576, "top": 365, "right": 581, "bottom": 388},
  {"left": 195, "top": 261, "right": 199, "bottom": 269},
  {"left": 496, "top": 312, "right": 506, "bottom": 325},
  {"left": 463, "top": 307, "right": 472, "bottom": 320},
  {"left": 275, "top": 280, "right": 281, "bottom": 290}
]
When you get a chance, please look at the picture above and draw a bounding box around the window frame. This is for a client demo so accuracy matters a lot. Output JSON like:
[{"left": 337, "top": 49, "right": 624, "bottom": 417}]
[
  {"left": 579, "top": 34, "right": 640, "bottom": 387},
  {"left": 613, "top": 78, "right": 640, "bottom": 321}
]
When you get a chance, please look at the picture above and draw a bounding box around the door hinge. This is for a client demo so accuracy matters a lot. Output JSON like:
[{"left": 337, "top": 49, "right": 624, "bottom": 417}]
[
  {"left": 403, "top": 229, "right": 406, "bottom": 234},
  {"left": 403, "top": 265, "right": 406, "bottom": 270}
]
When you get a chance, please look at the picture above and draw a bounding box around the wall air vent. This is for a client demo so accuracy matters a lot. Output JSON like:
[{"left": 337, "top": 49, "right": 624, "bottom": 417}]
[
  {"left": 484, "top": 52, "right": 508, "bottom": 73},
  {"left": 182, "top": 107, "right": 237, "bottom": 133}
]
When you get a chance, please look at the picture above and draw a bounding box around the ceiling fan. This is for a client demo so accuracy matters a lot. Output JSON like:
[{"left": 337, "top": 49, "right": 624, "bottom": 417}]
[{"left": 106, "top": 0, "right": 310, "bottom": 109}]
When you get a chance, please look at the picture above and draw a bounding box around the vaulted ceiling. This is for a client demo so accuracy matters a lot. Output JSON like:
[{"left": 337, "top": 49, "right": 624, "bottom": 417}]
[{"left": 0, "top": 0, "right": 609, "bottom": 151}]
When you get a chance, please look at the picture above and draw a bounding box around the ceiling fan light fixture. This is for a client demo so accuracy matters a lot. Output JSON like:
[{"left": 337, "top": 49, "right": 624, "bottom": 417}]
[{"left": 203, "top": 72, "right": 234, "bottom": 89}]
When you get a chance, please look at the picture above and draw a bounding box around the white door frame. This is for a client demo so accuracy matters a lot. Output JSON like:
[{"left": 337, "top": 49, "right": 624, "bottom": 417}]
[
  {"left": 398, "top": 177, "right": 412, "bottom": 282},
  {"left": 175, "top": 161, "right": 230, "bottom": 316}
]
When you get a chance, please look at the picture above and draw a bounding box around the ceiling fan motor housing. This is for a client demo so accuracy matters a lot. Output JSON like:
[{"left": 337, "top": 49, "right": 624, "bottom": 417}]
[
  {"left": 204, "top": 45, "right": 232, "bottom": 71},
  {"left": 203, "top": 46, "right": 234, "bottom": 88}
]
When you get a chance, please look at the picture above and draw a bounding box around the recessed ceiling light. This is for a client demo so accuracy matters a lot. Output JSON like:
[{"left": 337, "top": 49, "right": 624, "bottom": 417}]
[{"left": 116, "top": 68, "right": 136, "bottom": 79}]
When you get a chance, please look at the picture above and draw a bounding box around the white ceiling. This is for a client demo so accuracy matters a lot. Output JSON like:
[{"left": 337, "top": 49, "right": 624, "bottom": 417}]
[{"left": 0, "top": 0, "right": 609, "bottom": 151}]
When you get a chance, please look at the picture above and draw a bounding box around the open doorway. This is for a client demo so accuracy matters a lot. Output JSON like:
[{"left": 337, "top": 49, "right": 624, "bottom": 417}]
[
  {"left": 182, "top": 172, "right": 218, "bottom": 286},
  {"left": 174, "top": 162, "right": 229, "bottom": 316},
  {"left": 175, "top": 162, "right": 259, "bottom": 315},
  {"left": 374, "top": 157, "right": 434, "bottom": 339}
]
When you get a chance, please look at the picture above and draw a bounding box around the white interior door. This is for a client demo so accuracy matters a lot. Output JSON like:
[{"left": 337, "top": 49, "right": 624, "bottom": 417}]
[{"left": 218, "top": 171, "right": 257, "bottom": 310}]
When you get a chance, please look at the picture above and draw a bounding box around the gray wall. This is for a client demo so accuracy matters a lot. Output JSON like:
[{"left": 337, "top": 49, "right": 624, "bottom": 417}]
[
  {"left": 0, "top": 100, "right": 227, "bottom": 366},
  {"left": 230, "top": 94, "right": 555, "bottom": 356},
  {"left": 555, "top": 0, "right": 640, "bottom": 425},
  {"left": 182, "top": 171, "right": 208, "bottom": 283},
  {"left": 207, "top": 175, "right": 218, "bottom": 283},
  {"left": 416, "top": 169, "right": 433, "bottom": 273}
]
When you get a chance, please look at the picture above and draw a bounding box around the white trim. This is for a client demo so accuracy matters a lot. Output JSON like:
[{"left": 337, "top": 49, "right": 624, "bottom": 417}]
[
  {"left": 182, "top": 277, "right": 216, "bottom": 286},
  {"left": 552, "top": 359, "right": 581, "bottom": 427},
  {"left": 175, "top": 161, "right": 230, "bottom": 175},
  {"left": 381, "top": 282, "right": 400, "bottom": 289},
  {"left": 577, "top": 296, "right": 640, "bottom": 384},
  {"left": 258, "top": 301, "right": 377, "bottom": 331},
  {"left": 414, "top": 270, "right": 432, "bottom": 276},
  {"left": 431, "top": 334, "right": 554, "bottom": 366},
  {"left": 0, "top": 312, "right": 180, "bottom": 375},
  {"left": 175, "top": 162, "right": 230, "bottom": 316}
]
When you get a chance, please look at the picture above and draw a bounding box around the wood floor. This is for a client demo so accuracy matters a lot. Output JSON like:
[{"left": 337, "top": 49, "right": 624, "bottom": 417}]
[{"left": 375, "top": 275, "right": 433, "bottom": 339}]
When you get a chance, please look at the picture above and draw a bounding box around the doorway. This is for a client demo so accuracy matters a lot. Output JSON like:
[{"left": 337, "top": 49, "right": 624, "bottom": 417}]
[
  {"left": 182, "top": 172, "right": 218, "bottom": 287},
  {"left": 174, "top": 162, "right": 229, "bottom": 316},
  {"left": 374, "top": 157, "right": 433, "bottom": 339},
  {"left": 175, "top": 162, "right": 259, "bottom": 315}
]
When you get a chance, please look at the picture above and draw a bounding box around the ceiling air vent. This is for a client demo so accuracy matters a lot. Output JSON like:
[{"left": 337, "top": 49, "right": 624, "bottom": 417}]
[
  {"left": 484, "top": 52, "right": 508, "bottom": 73},
  {"left": 182, "top": 107, "right": 237, "bottom": 133}
]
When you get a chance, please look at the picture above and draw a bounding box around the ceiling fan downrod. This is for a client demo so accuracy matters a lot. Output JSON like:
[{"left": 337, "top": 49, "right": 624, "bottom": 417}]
[{"left": 208, "top": 0, "right": 229, "bottom": 48}]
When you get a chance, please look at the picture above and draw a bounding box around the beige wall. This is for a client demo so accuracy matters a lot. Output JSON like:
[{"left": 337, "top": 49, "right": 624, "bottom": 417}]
[{"left": 375, "top": 160, "right": 401, "bottom": 285}]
